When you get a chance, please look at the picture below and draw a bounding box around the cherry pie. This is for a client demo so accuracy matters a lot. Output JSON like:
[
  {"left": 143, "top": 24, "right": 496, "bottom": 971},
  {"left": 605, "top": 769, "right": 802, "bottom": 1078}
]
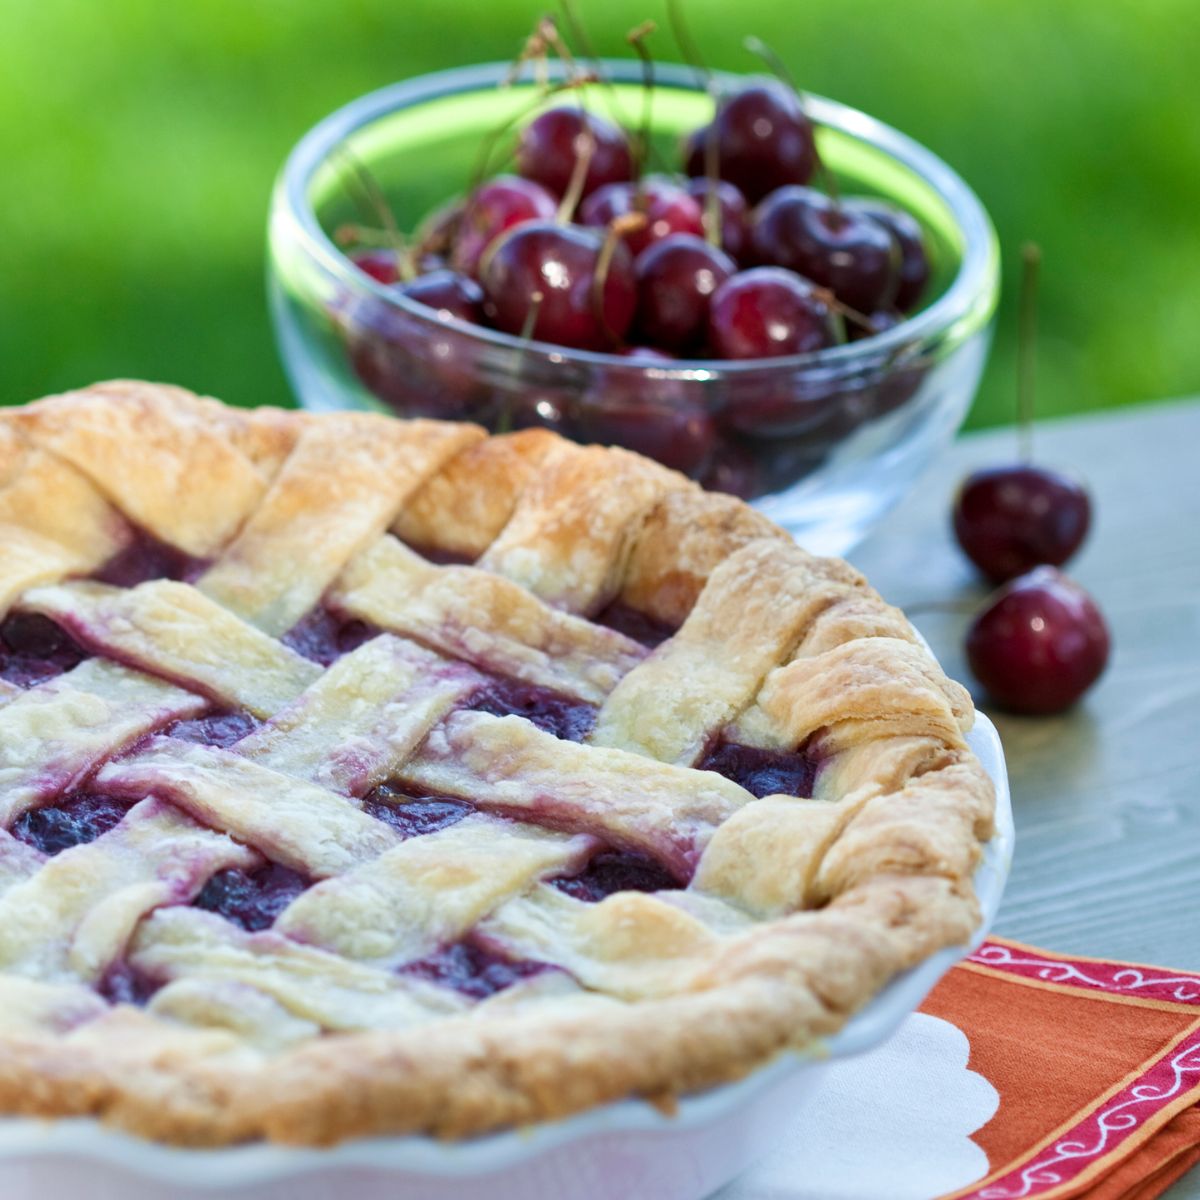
[{"left": 0, "top": 381, "right": 993, "bottom": 1146}]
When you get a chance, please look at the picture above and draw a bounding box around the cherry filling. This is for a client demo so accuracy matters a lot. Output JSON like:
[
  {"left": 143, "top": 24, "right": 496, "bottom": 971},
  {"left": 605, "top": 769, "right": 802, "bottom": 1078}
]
[
  {"left": 283, "top": 608, "right": 378, "bottom": 666},
  {"left": 469, "top": 678, "right": 596, "bottom": 742},
  {"left": 593, "top": 601, "right": 676, "bottom": 649},
  {"left": 98, "top": 960, "right": 162, "bottom": 1007},
  {"left": 401, "top": 543, "right": 475, "bottom": 567},
  {"left": 193, "top": 863, "right": 312, "bottom": 932},
  {"left": 401, "top": 939, "right": 547, "bottom": 1000},
  {"left": 11, "top": 792, "right": 134, "bottom": 855},
  {"left": 93, "top": 531, "right": 203, "bottom": 587},
  {"left": 362, "top": 785, "right": 473, "bottom": 838},
  {"left": 164, "top": 709, "right": 261, "bottom": 749},
  {"left": 697, "top": 739, "right": 818, "bottom": 799},
  {"left": 552, "top": 850, "right": 680, "bottom": 902},
  {"left": 0, "top": 613, "right": 88, "bottom": 688}
]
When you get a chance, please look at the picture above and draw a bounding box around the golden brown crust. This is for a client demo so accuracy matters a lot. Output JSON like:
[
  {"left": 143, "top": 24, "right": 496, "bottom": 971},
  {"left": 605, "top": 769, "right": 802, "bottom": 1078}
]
[
  {"left": 392, "top": 428, "right": 559, "bottom": 560},
  {"left": 0, "top": 381, "right": 995, "bottom": 1148},
  {"left": 619, "top": 488, "right": 792, "bottom": 626}
]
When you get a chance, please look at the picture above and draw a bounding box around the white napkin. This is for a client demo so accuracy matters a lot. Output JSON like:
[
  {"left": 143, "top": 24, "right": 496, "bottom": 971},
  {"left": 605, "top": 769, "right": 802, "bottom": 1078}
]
[{"left": 715, "top": 1013, "right": 999, "bottom": 1200}]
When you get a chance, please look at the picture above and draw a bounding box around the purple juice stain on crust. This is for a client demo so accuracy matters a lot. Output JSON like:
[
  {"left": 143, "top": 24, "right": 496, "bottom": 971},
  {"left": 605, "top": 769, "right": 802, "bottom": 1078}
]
[
  {"left": 283, "top": 608, "right": 378, "bottom": 666},
  {"left": 0, "top": 613, "right": 88, "bottom": 687},
  {"left": 552, "top": 850, "right": 681, "bottom": 902},
  {"left": 93, "top": 531, "right": 204, "bottom": 587},
  {"left": 697, "top": 739, "right": 818, "bottom": 799},
  {"left": 164, "top": 709, "right": 261, "bottom": 749},
  {"left": 593, "top": 601, "right": 677, "bottom": 649},
  {"left": 470, "top": 678, "right": 597, "bottom": 742},
  {"left": 97, "top": 960, "right": 162, "bottom": 1007},
  {"left": 362, "top": 785, "right": 473, "bottom": 838},
  {"left": 193, "top": 863, "right": 312, "bottom": 932},
  {"left": 11, "top": 792, "right": 134, "bottom": 855},
  {"left": 402, "top": 940, "right": 547, "bottom": 1000}
]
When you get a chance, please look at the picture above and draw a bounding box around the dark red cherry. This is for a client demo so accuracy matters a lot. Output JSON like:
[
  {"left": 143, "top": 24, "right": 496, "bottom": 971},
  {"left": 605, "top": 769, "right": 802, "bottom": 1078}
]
[
  {"left": 750, "top": 186, "right": 897, "bottom": 314},
  {"left": 397, "top": 269, "right": 485, "bottom": 325},
  {"left": 708, "top": 267, "right": 834, "bottom": 359},
  {"left": 480, "top": 221, "right": 636, "bottom": 351},
  {"left": 580, "top": 367, "right": 716, "bottom": 475},
  {"left": 953, "top": 466, "right": 1092, "bottom": 583},
  {"left": 194, "top": 864, "right": 312, "bottom": 932},
  {"left": 688, "top": 84, "right": 817, "bottom": 203},
  {"left": 635, "top": 234, "right": 735, "bottom": 351},
  {"left": 965, "top": 568, "right": 1109, "bottom": 715},
  {"left": 350, "top": 249, "right": 400, "bottom": 286},
  {"left": 578, "top": 179, "right": 704, "bottom": 260},
  {"left": 346, "top": 272, "right": 487, "bottom": 421},
  {"left": 685, "top": 177, "right": 751, "bottom": 261},
  {"left": 848, "top": 309, "right": 903, "bottom": 341},
  {"left": 682, "top": 125, "right": 709, "bottom": 178},
  {"left": 516, "top": 107, "right": 633, "bottom": 201},
  {"left": 453, "top": 175, "right": 558, "bottom": 277},
  {"left": 844, "top": 198, "right": 930, "bottom": 311}
]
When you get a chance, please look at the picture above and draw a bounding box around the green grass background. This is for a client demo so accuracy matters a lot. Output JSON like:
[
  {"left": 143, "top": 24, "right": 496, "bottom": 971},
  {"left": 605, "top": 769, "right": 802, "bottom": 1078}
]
[{"left": 2, "top": 0, "right": 1197, "bottom": 426}]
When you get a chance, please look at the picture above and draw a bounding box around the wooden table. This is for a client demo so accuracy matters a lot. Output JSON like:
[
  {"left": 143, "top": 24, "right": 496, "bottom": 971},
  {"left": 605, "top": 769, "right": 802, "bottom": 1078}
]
[{"left": 851, "top": 398, "right": 1200, "bottom": 1198}]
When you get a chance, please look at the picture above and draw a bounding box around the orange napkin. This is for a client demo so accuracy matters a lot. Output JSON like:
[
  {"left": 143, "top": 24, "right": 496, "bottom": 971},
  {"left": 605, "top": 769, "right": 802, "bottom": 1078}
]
[{"left": 921, "top": 937, "right": 1200, "bottom": 1200}]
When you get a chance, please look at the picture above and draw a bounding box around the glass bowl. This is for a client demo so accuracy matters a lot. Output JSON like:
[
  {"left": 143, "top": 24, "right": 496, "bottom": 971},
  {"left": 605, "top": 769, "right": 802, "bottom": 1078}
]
[{"left": 268, "top": 61, "right": 999, "bottom": 554}]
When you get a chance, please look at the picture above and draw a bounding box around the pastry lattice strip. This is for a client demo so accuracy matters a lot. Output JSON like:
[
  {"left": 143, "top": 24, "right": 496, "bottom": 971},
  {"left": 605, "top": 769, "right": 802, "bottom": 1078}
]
[{"left": 0, "top": 383, "right": 995, "bottom": 1144}]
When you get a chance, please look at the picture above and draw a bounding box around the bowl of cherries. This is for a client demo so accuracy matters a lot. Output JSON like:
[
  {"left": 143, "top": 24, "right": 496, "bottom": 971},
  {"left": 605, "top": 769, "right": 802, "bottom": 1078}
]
[{"left": 268, "top": 40, "right": 999, "bottom": 553}]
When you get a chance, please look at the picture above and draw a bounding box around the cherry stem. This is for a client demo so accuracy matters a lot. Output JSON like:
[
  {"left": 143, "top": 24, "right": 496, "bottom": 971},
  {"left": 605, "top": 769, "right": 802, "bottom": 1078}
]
[
  {"left": 496, "top": 290, "right": 546, "bottom": 436},
  {"left": 334, "top": 223, "right": 393, "bottom": 249},
  {"left": 666, "top": 0, "right": 711, "bottom": 91},
  {"left": 556, "top": 110, "right": 597, "bottom": 222},
  {"left": 813, "top": 286, "right": 874, "bottom": 338},
  {"left": 557, "top": 0, "right": 607, "bottom": 83},
  {"left": 332, "top": 144, "right": 415, "bottom": 281},
  {"left": 665, "top": 0, "right": 724, "bottom": 246},
  {"left": 592, "top": 213, "right": 646, "bottom": 347},
  {"left": 742, "top": 36, "right": 839, "bottom": 208},
  {"left": 1018, "top": 241, "right": 1041, "bottom": 463},
  {"left": 504, "top": 16, "right": 577, "bottom": 89},
  {"left": 470, "top": 74, "right": 598, "bottom": 194},
  {"left": 626, "top": 21, "right": 657, "bottom": 185},
  {"left": 519, "top": 289, "right": 545, "bottom": 343}
]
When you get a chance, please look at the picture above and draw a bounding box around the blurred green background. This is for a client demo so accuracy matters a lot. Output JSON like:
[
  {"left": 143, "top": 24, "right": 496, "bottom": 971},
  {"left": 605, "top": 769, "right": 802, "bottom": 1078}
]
[{"left": 2, "top": 0, "right": 1197, "bottom": 426}]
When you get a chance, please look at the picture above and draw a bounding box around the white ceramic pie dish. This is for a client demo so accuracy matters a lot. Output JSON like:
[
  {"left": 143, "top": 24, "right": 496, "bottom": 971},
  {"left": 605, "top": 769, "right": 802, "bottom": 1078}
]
[{"left": 0, "top": 713, "right": 1012, "bottom": 1200}]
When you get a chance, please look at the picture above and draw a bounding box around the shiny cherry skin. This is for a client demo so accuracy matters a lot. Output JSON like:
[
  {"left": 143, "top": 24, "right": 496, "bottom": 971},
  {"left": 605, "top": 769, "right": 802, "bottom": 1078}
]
[
  {"left": 848, "top": 309, "right": 903, "bottom": 341},
  {"left": 750, "top": 186, "right": 897, "bottom": 314},
  {"left": 578, "top": 179, "right": 704, "bottom": 260},
  {"left": 843, "top": 197, "right": 930, "bottom": 311},
  {"left": 453, "top": 175, "right": 557, "bottom": 277},
  {"left": 635, "top": 234, "right": 735, "bottom": 351},
  {"left": 686, "top": 83, "right": 817, "bottom": 203},
  {"left": 397, "top": 269, "right": 485, "bottom": 324},
  {"left": 708, "top": 267, "right": 834, "bottom": 359},
  {"left": 480, "top": 221, "right": 636, "bottom": 351},
  {"left": 350, "top": 249, "right": 399, "bottom": 285},
  {"left": 516, "top": 107, "right": 633, "bottom": 201},
  {"left": 953, "top": 465, "right": 1092, "bottom": 583},
  {"left": 685, "top": 177, "right": 751, "bottom": 261},
  {"left": 965, "top": 567, "right": 1110, "bottom": 715}
]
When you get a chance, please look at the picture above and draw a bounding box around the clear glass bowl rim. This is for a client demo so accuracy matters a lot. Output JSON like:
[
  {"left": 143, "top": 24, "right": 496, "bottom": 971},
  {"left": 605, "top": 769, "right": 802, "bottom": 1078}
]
[{"left": 275, "top": 59, "right": 1000, "bottom": 376}]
